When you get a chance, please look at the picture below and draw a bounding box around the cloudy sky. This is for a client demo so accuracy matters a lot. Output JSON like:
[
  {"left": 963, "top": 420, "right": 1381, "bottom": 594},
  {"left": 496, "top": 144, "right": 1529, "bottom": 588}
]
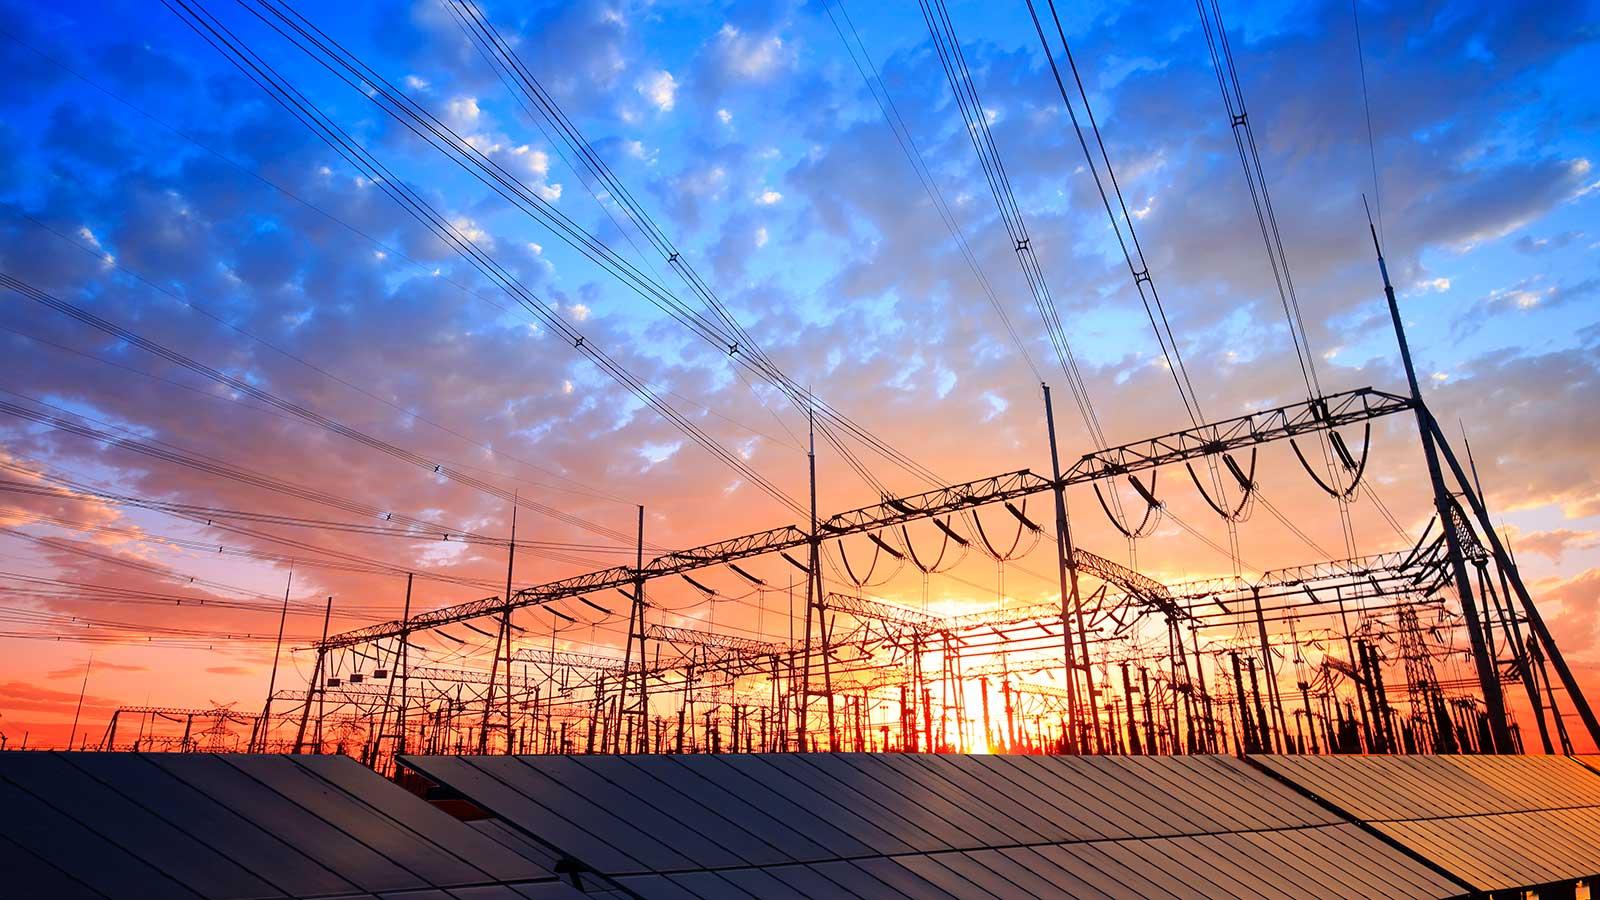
[{"left": 0, "top": 0, "right": 1596, "bottom": 748}]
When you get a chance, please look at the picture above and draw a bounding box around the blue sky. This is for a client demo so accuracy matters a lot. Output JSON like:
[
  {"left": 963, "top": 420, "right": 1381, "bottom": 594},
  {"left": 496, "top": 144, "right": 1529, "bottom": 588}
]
[{"left": 0, "top": 0, "right": 1598, "bottom": 735}]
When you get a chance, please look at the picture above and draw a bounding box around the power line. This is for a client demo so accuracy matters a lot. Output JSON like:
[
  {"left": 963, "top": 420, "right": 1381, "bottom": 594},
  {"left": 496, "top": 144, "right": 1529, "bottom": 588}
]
[
  {"left": 917, "top": 0, "right": 1107, "bottom": 448},
  {"left": 822, "top": 0, "right": 1043, "bottom": 383},
  {"left": 164, "top": 0, "right": 809, "bottom": 516},
  {"left": 1023, "top": 0, "right": 1206, "bottom": 426}
]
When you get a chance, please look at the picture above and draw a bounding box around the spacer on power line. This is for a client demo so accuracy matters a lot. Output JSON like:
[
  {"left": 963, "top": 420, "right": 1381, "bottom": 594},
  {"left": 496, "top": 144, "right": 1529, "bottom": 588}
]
[
  {"left": 1014, "top": 238, "right": 1030, "bottom": 252},
  {"left": 1231, "top": 112, "right": 1248, "bottom": 128},
  {"left": 1134, "top": 270, "right": 1153, "bottom": 285}
]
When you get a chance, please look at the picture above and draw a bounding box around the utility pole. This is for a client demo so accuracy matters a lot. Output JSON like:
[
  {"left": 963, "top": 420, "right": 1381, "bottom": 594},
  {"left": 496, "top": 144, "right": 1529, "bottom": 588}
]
[
  {"left": 799, "top": 406, "right": 818, "bottom": 751},
  {"left": 253, "top": 564, "right": 293, "bottom": 753},
  {"left": 617, "top": 505, "right": 649, "bottom": 753},
  {"left": 67, "top": 654, "right": 93, "bottom": 751},
  {"left": 481, "top": 502, "right": 518, "bottom": 754},
  {"left": 294, "top": 596, "right": 333, "bottom": 754},
  {"left": 1043, "top": 384, "right": 1089, "bottom": 752},
  {"left": 397, "top": 574, "right": 413, "bottom": 757},
  {"left": 1425, "top": 415, "right": 1600, "bottom": 750},
  {"left": 1367, "top": 213, "right": 1513, "bottom": 752}
]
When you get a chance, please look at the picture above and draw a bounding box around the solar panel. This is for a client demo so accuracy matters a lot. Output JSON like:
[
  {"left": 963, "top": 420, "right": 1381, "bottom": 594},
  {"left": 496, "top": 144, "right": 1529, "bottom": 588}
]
[
  {"left": 0, "top": 752, "right": 577, "bottom": 900},
  {"left": 0, "top": 773, "right": 205, "bottom": 900},
  {"left": 295, "top": 755, "right": 548, "bottom": 883},
  {"left": 0, "top": 825, "right": 133, "bottom": 900},
  {"left": 0, "top": 751, "right": 282, "bottom": 899},
  {"left": 1252, "top": 754, "right": 1600, "bottom": 892},
  {"left": 407, "top": 752, "right": 1471, "bottom": 898}
]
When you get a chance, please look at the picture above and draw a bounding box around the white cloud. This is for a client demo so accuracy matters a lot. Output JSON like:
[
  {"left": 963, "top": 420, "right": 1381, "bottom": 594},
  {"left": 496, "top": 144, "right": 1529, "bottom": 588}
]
[
  {"left": 403, "top": 75, "right": 430, "bottom": 91},
  {"left": 451, "top": 217, "right": 491, "bottom": 245},
  {"left": 621, "top": 139, "right": 657, "bottom": 164},
  {"left": 717, "top": 108, "right": 733, "bottom": 124},
  {"left": 715, "top": 25, "right": 789, "bottom": 79},
  {"left": 756, "top": 189, "right": 782, "bottom": 205},
  {"left": 1415, "top": 277, "right": 1452, "bottom": 293},
  {"left": 508, "top": 145, "right": 562, "bottom": 201},
  {"left": 754, "top": 226, "right": 769, "bottom": 248},
  {"left": 569, "top": 303, "right": 591, "bottom": 321},
  {"left": 445, "top": 96, "right": 481, "bottom": 128},
  {"left": 638, "top": 70, "right": 677, "bottom": 112}
]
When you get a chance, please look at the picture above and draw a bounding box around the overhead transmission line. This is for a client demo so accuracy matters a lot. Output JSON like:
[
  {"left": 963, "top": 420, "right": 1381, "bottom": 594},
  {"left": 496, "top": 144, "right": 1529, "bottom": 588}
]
[
  {"left": 220, "top": 0, "right": 945, "bottom": 498},
  {"left": 438, "top": 0, "right": 915, "bottom": 496},
  {"left": 821, "top": 0, "right": 1042, "bottom": 383},
  {"left": 0, "top": 24, "right": 807, "bottom": 466},
  {"left": 1, "top": 272, "right": 646, "bottom": 546},
  {"left": 1193, "top": 0, "right": 1321, "bottom": 401},
  {"left": 1192, "top": 0, "right": 1416, "bottom": 553},
  {"left": 0, "top": 388, "right": 656, "bottom": 557},
  {"left": 917, "top": 0, "right": 1107, "bottom": 449},
  {"left": 0, "top": 464, "right": 625, "bottom": 557},
  {"left": 1021, "top": 0, "right": 1206, "bottom": 428},
  {"left": 1019, "top": 0, "right": 1349, "bottom": 568},
  {"left": 165, "top": 0, "right": 809, "bottom": 518},
  {"left": 9, "top": 215, "right": 627, "bottom": 507}
]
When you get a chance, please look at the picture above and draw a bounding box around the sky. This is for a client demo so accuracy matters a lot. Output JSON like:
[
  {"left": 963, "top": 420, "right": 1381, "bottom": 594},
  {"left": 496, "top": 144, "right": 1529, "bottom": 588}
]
[{"left": 0, "top": 0, "right": 1597, "bottom": 750}]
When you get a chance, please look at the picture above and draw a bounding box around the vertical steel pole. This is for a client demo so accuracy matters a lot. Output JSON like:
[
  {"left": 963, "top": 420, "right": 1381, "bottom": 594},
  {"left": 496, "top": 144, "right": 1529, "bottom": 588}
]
[
  {"left": 1042, "top": 384, "right": 1089, "bottom": 752},
  {"left": 254, "top": 565, "right": 294, "bottom": 753},
  {"left": 1368, "top": 220, "right": 1512, "bottom": 751}
]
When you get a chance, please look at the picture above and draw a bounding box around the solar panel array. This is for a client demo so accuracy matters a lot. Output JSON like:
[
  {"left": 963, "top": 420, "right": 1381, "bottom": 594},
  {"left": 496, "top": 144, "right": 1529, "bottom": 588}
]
[
  {"left": 11, "top": 749, "right": 1600, "bottom": 898},
  {"left": 0, "top": 752, "right": 587, "bottom": 900},
  {"left": 1254, "top": 754, "right": 1600, "bottom": 892},
  {"left": 402, "top": 753, "right": 1468, "bottom": 899}
]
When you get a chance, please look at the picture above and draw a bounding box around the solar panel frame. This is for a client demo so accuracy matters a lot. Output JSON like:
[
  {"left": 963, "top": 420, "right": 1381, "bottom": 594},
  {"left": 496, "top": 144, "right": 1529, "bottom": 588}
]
[
  {"left": 504, "top": 755, "right": 749, "bottom": 870},
  {"left": 753, "top": 861, "right": 868, "bottom": 898},
  {"left": 893, "top": 754, "right": 1066, "bottom": 842},
  {"left": 993, "top": 845, "right": 1118, "bottom": 900},
  {"left": 882, "top": 852, "right": 1001, "bottom": 900},
  {"left": 708, "top": 863, "right": 814, "bottom": 899},
  {"left": 0, "top": 775, "right": 202, "bottom": 900},
  {"left": 967, "top": 755, "right": 1132, "bottom": 840},
  {"left": 959, "top": 847, "right": 1080, "bottom": 899},
  {"left": 850, "top": 854, "right": 965, "bottom": 899},
  {"left": 401, "top": 755, "right": 648, "bottom": 875},
  {"left": 805, "top": 858, "right": 917, "bottom": 899},
  {"left": 664, "top": 754, "right": 875, "bottom": 858},
  {"left": 226, "top": 754, "right": 494, "bottom": 890},
  {"left": 789, "top": 754, "right": 977, "bottom": 849},
  {"left": 1026, "top": 842, "right": 1137, "bottom": 898},
  {"left": 611, "top": 873, "right": 705, "bottom": 900},
  {"left": 0, "top": 829, "right": 109, "bottom": 900},
  {"left": 150, "top": 753, "right": 432, "bottom": 894},
  {"left": 563, "top": 756, "right": 796, "bottom": 866},
  {"left": 830, "top": 754, "right": 1017, "bottom": 846},
  {"left": 918, "top": 849, "right": 1045, "bottom": 898},
  {"left": 993, "top": 756, "right": 1145, "bottom": 838},
  {"left": 294, "top": 755, "right": 550, "bottom": 884},
  {"left": 65, "top": 753, "right": 358, "bottom": 898},
  {"left": 1, "top": 751, "right": 285, "bottom": 900},
  {"left": 723, "top": 754, "right": 930, "bottom": 853},
  {"left": 606, "top": 756, "right": 828, "bottom": 864},
  {"left": 1072, "top": 838, "right": 1214, "bottom": 900},
  {"left": 661, "top": 868, "right": 758, "bottom": 899}
]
